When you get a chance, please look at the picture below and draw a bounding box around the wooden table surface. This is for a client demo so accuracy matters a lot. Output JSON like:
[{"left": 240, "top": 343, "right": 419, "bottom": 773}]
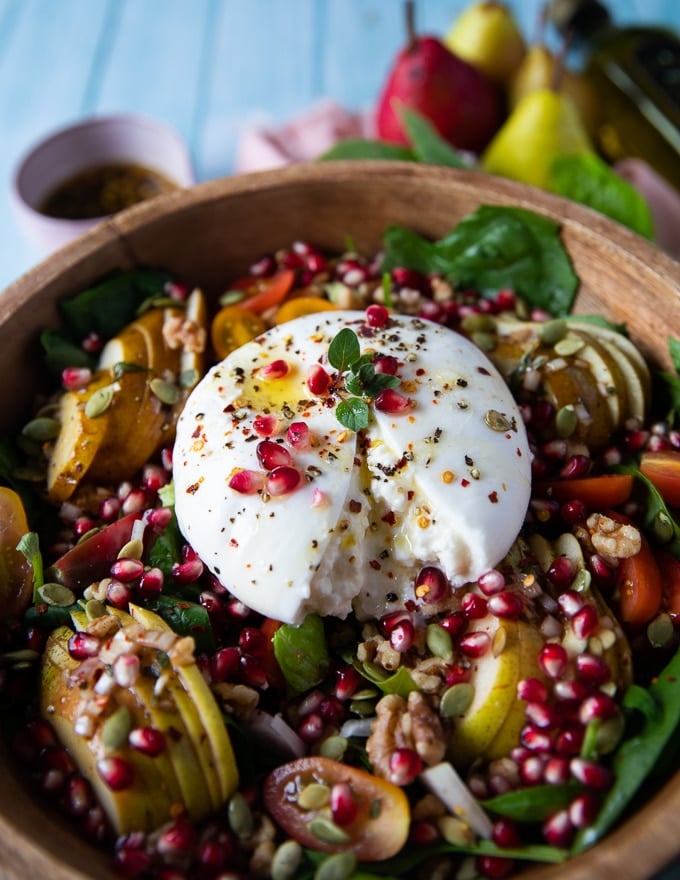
[{"left": 1, "top": 0, "right": 679, "bottom": 291}]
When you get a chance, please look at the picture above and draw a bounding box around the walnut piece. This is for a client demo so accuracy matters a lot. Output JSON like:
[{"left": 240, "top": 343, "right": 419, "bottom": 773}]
[
  {"left": 587, "top": 513, "right": 641, "bottom": 559},
  {"left": 366, "top": 691, "right": 446, "bottom": 779},
  {"left": 163, "top": 305, "right": 207, "bottom": 354}
]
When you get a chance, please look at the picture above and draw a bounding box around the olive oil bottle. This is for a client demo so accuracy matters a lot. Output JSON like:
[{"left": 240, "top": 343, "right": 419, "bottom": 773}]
[{"left": 548, "top": 0, "right": 680, "bottom": 191}]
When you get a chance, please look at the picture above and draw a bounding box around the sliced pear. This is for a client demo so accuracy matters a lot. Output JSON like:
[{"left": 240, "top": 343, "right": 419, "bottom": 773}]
[
  {"left": 542, "top": 362, "right": 614, "bottom": 447},
  {"left": 447, "top": 615, "right": 521, "bottom": 769},
  {"left": 128, "top": 603, "right": 238, "bottom": 803},
  {"left": 565, "top": 330, "right": 625, "bottom": 427}
]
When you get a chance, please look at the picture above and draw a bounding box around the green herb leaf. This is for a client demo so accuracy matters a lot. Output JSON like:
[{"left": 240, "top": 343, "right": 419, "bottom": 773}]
[
  {"left": 336, "top": 398, "right": 370, "bottom": 431},
  {"left": 483, "top": 783, "right": 584, "bottom": 822},
  {"left": 382, "top": 206, "right": 579, "bottom": 316},
  {"left": 328, "top": 327, "right": 361, "bottom": 372},
  {"left": 354, "top": 661, "right": 417, "bottom": 699},
  {"left": 16, "top": 532, "right": 44, "bottom": 603},
  {"left": 273, "top": 614, "right": 330, "bottom": 694},
  {"left": 319, "top": 139, "right": 415, "bottom": 162},
  {"left": 550, "top": 153, "right": 655, "bottom": 240},
  {"left": 669, "top": 337, "right": 680, "bottom": 374},
  {"left": 144, "top": 593, "right": 214, "bottom": 654},
  {"left": 40, "top": 327, "right": 93, "bottom": 375},
  {"left": 617, "top": 465, "right": 680, "bottom": 554},
  {"left": 398, "top": 106, "right": 471, "bottom": 168},
  {"left": 146, "top": 510, "right": 183, "bottom": 577}
]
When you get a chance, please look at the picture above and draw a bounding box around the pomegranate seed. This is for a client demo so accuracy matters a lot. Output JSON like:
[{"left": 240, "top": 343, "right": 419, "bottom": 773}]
[
  {"left": 171, "top": 557, "right": 204, "bottom": 584},
  {"left": 82, "top": 804, "right": 108, "bottom": 842},
  {"left": 575, "top": 653, "right": 611, "bottom": 686},
  {"left": 121, "top": 489, "right": 147, "bottom": 515},
  {"left": 298, "top": 712, "right": 324, "bottom": 743},
  {"left": 570, "top": 757, "right": 613, "bottom": 790},
  {"left": 459, "top": 631, "right": 491, "bottom": 658},
  {"left": 298, "top": 689, "right": 324, "bottom": 717},
  {"left": 261, "top": 359, "right": 289, "bottom": 380},
  {"left": 110, "top": 557, "right": 145, "bottom": 583},
  {"left": 487, "top": 591, "right": 523, "bottom": 619},
  {"left": 250, "top": 254, "right": 276, "bottom": 276},
  {"left": 544, "top": 756, "right": 571, "bottom": 785},
  {"left": 142, "top": 464, "right": 168, "bottom": 492},
  {"left": 520, "top": 725, "right": 553, "bottom": 753},
  {"left": 538, "top": 643, "right": 568, "bottom": 678},
  {"left": 561, "top": 499, "right": 588, "bottom": 524},
  {"left": 590, "top": 553, "right": 616, "bottom": 586},
  {"left": 542, "top": 810, "right": 574, "bottom": 848},
  {"left": 572, "top": 604, "right": 599, "bottom": 639},
  {"left": 519, "top": 755, "right": 546, "bottom": 785},
  {"left": 525, "top": 701, "right": 559, "bottom": 729},
  {"left": 129, "top": 726, "right": 166, "bottom": 756},
  {"left": 555, "top": 725, "right": 585, "bottom": 756},
  {"left": 579, "top": 693, "right": 617, "bottom": 724},
  {"left": 319, "top": 696, "right": 344, "bottom": 725},
  {"left": 239, "top": 653, "right": 267, "bottom": 688},
  {"left": 623, "top": 429, "right": 650, "bottom": 452},
  {"left": 256, "top": 439, "right": 292, "bottom": 470},
  {"left": 226, "top": 598, "right": 252, "bottom": 620},
  {"left": 478, "top": 569, "right": 505, "bottom": 596},
  {"left": 374, "top": 355, "right": 399, "bottom": 375},
  {"left": 267, "top": 466, "right": 302, "bottom": 496},
  {"left": 61, "top": 366, "right": 92, "bottom": 391},
  {"left": 531, "top": 400, "right": 556, "bottom": 430},
  {"left": 414, "top": 566, "right": 450, "bottom": 603},
  {"left": 335, "top": 665, "right": 362, "bottom": 701},
  {"left": 517, "top": 678, "right": 548, "bottom": 703},
  {"left": 307, "top": 364, "right": 331, "bottom": 395},
  {"left": 100, "top": 496, "right": 121, "bottom": 522},
  {"left": 197, "top": 839, "right": 227, "bottom": 872},
  {"left": 157, "top": 819, "right": 197, "bottom": 858},
  {"left": 409, "top": 819, "right": 440, "bottom": 846},
  {"left": 379, "top": 610, "right": 417, "bottom": 637},
  {"left": 445, "top": 664, "right": 471, "bottom": 686},
  {"left": 239, "top": 627, "right": 266, "bottom": 654},
  {"left": 82, "top": 331, "right": 102, "bottom": 353},
  {"left": 390, "top": 619, "right": 415, "bottom": 653},
  {"left": 66, "top": 775, "right": 93, "bottom": 816},
  {"left": 365, "top": 304, "right": 389, "bottom": 328},
  {"left": 557, "top": 590, "right": 584, "bottom": 618},
  {"left": 439, "top": 611, "right": 468, "bottom": 637},
  {"left": 462, "top": 592, "right": 488, "bottom": 619},
  {"left": 560, "top": 454, "right": 591, "bottom": 479},
  {"left": 146, "top": 506, "right": 173, "bottom": 530},
  {"left": 374, "top": 388, "right": 411, "bottom": 414},
  {"left": 553, "top": 679, "right": 588, "bottom": 701},
  {"left": 330, "top": 781, "right": 358, "bottom": 826},
  {"left": 229, "top": 468, "right": 265, "bottom": 494},
  {"left": 211, "top": 647, "right": 241, "bottom": 683},
  {"left": 26, "top": 719, "right": 58, "bottom": 752},
  {"left": 342, "top": 265, "right": 369, "bottom": 286},
  {"left": 138, "top": 566, "right": 164, "bottom": 598},
  {"left": 160, "top": 447, "right": 173, "bottom": 470},
  {"left": 392, "top": 267, "right": 428, "bottom": 292},
  {"left": 547, "top": 556, "right": 574, "bottom": 590},
  {"left": 253, "top": 414, "right": 279, "bottom": 438},
  {"left": 114, "top": 847, "right": 152, "bottom": 878},
  {"left": 476, "top": 855, "right": 515, "bottom": 879},
  {"left": 569, "top": 792, "right": 600, "bottom": 828},
  {"left": 73, "top": 516, "right": 97, "bottom": 538},
  {"left": 388, "top": 747, "right": 422, "bottom": 785},
  {"left": 106, "top": 579, "right": 134, "bottom": 609},
  {"left": 495, "top": 289, "right": 516, "bottom": 311},
  {"left": 67, "top": 631, "right": 100, "bottom": 660},
  {"left": 287, "top": 421, "right": 310, "bottom": 449},
  {"left": 97, "top": 756, "right": 134, "bottom": 791},
  {"left": 164, "top": 280, "right": 189, "bottom": 301},
  {"left": 491, "top": 818, "right": 521, "bottom": 849},
  {"left": 542, "top": 438, "right": 568, "bottom": 461}
]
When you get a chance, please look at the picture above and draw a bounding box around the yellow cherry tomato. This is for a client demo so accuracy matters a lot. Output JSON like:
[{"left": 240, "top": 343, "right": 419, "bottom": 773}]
[
  {"left": 210, "top": 306, "right": 267, "bottom": 360},
  {"left": 274, "top": 296, "right": 338, "bottom": 325}
]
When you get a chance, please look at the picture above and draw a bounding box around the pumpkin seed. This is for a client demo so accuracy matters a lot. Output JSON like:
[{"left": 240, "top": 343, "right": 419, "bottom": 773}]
[
  {"left": 426, "top": 623, "right": 453, "bottom": 660},
  {"left": 437, "top": 814, "right": 475, "bottom": 846},
  {"left": 484, "top": 409, "right": 513, "bottom": 432},
  {"left": 21, "top": 417, "right": 61, "bottom": 442},
  {"left": 538, "top": 319, "right": 567, "bottom": 345},
  {"left": 118, "top": 538, "right": 144, "bottom": 560},
  {"left": 653, "top": 510, "right": 674, "bottom": 544},
  {"left": 297, "top": 782, "right": 331, "bottom": 810},
  {"left": 38, "top": 583, "right": 76, "bottom": 607},
  {"left": 102, "top": 706, "right": 132, "bottom": 752},
  {"left": 349, "top": 698, "right": 377, "bottom": 717},
  {"left": 219, "top": 289, "right": 246, "bottom": 306},
  {"left": 308, "top": 816, "right": 350, "bottom": 845},
  {"left": 555, "top": 405, "right": 578, "bottom": 438},
  {"left": 228, "top": 791, "right": 254, "bottom": 838},
  {"left": 319, "top": 735, "right": 348, "bottom": 761},
  {"left": 271, "top": 840, "right": 303, "bottom": 880},
  {"left": 440, "top": 682, "right": 475, "bottom": 718},
  {"left": 554, "top": 335, "right": 585, "bottom": 357},
  {"left": 85, "top": 599, "right": 108, "bottom": 621},
  {"left": 113, "top": 361, "right": 147, "bottom": 379},
  {"left": 313, "top": 852, "right": 357, "bottom": 880},
  {"left": 648, "top": 612, "right": 674, "bottom": 647},
  {"left": 460, "top": 314, "right": 495, "bottom": 334},
  {"left": 594, "top": 710, "right": 625, "bottom": 754},
  {"left": 571, "top": 568, "right": 592, "bottom": 593},
  {"left": 471, "top": 331, "right": 496, "bottom": 352},
  {"left": 179, "top": 368, "right": 199, "bottom": 390},
  {"left": 351, "top": 686, "right": 379, "bottom": 700},
  {"left": 149, "top": 377, "right": 181, "bottom": 405},
  {"left": 85, "top": 385, "right": 115, "bottom": 418}
]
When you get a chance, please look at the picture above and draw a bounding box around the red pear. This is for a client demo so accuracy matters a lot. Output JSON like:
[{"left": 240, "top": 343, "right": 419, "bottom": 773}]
[{"left": 376, "top": 1, "right": 503, "bottom": 153}]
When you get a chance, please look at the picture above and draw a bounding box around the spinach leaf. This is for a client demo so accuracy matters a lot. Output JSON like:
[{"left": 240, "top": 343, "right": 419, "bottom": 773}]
[
  {"left": 399, "top": 107, "right": 470, "bottom": 168},
  {"left": 41, "top": 326, "right": 94, "bottom": 375},
  {"left": 551, "top": 153, "right": 654, "bottom": 240},
  {"left": 353, "top": 660, "right": 417, "bottom": 699},
  {"left": 617, "top": 465, "right": 680, "bottom": 554},
  {"left": 669, "top": 337, "right": 680, "bottom": 374},
  {"left": 273, "top": 614, "right": 330, "bottom": 694},
  {"left": 483, "top": 783, "right": 583, "bottom": 822},
  {"left": 382, "top": 206, "right": 579, "bottom": 316},
  {"left": 573, "top": 646, "right": 680, "bottom": 853},
  {"left": 146, "top": 510, "right": 183, "bottom": 576},
  {"left": 144, "top": 593, "right": 214, "bottom": 654},
  {"left": 320, "top": 139, "right": 415, "bottom": 162}
]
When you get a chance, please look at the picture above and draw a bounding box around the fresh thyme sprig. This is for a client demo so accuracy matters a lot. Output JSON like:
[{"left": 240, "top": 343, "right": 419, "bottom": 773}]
[{"left": 327, "top": 327, "right": 400, "bottom": 431}]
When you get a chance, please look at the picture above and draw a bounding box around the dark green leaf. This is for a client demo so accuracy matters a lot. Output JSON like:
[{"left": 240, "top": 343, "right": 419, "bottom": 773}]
[
  {"left": 569, "top": 313, "right": 628, "bottom": 335},
  {"left": 319, "top": 139, "right": 415, "bottom": 162},
  {"left": 399, "top": 107, "right": 470, "bottom": 168},
  {"left": 656, "top": 371, "right": 680, "bottom": 422},
  {"left": 669, "top": 337, "right": 680, "bottom": 375},
  {"left": 617, "top": 465, "right": 680, "bottom": 555},
  {"left": 336, "top": 398, "right": 370, "bottom": 431},
  {"left": 382, "top": 206, "right": 579, "bottom": 316},
  {"left": 24, "top": 601, "right": 79, "bottom": 630},
  {"left": 551, "top": 153, "right": 654, "bottom": 240},
  {"left": 146, "top": 511, "right": 183, "bottom": 577},
  {"left": 363, "top": 373, "right": 401, "bottom": 396},
  {"left": 144, "top": 594, "right": 214, "bottom": 654},
  {"left": 328, "top": 328, "right": 360, "bottom": 372},
  {"left": 573, "top": 646, "right": 680, "bottom": 853},
  {"left": 40, "top": 327, "right": 93, "bottom": 375},
  {"left": 273, "top": 614, "right": 330, "bottom": 694},
  {"left": 483, "top": 783, "right": 583, "bottom": 822}
]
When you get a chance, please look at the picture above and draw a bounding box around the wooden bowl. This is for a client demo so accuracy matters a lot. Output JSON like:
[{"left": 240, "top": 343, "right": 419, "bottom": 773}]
[{"left": 1, "top": 162, "right": 679, "bottom": 880}]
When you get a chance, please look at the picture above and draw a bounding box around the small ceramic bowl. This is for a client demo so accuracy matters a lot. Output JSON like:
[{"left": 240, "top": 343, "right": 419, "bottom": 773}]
[{"left": 10, "top": 114, "right": 195, "bottom": 255}]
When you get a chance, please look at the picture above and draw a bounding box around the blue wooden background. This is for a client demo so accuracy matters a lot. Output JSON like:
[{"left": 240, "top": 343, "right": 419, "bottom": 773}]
[{"left": 0, "top": 0, "right": 678, "bottom": 291}]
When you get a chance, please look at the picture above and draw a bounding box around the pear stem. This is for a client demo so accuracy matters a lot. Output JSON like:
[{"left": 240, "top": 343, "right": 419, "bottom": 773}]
[{"left": 405, "top": 0, "right": 417, "bottom": 52}]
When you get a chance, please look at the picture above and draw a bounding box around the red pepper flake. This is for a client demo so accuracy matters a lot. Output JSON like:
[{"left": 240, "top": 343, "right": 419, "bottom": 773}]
[
  {"left": 187, "top": 482, "right": 201, "bottom": 495},
  {"left": 369, "top": 559, "right": 381, "bottom": 570},
  {"left": 488, "top": 491, "right": 499, "bottom": 503},
  {"left": 381, "top": 511, "right": 397, "bottom": 525},
  {"left": 349, "top": 499, "right": 363, "bottom": 513},
  {"left": 461, "top": 478, "right": 470, "bottom": 487}
]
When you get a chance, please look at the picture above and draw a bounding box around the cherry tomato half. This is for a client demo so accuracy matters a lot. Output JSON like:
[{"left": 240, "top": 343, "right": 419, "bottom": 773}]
[
  {"left": 263, "top": 756, "right": 410, "bottom": 861},
  {"left": 210, "top": 306, "right": 267, "bottom": 360},
  {"left": 657, "top": 549, "right": 680, "bottom": 618},
  {"left": 274, "top": 296, "right": 338, "bottom": 325},
  {"left": 227, "top": 269, "right": 296, "bottom": 314},
  {"left": 536, "top": 474, "right": 634, "bottom": 508},
  {"left": 640, "top": 451, "right": 680, "bottom": 507},
  {"left": 617, "top": 532, "right": 663, "bottom": 627},
  {"left": 0, "top": 487, "right": 33, "bottom": 620}
]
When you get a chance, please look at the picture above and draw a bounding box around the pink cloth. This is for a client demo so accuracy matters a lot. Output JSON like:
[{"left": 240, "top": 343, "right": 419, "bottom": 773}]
[{"left": 234, "top": 99, "right": 374, "bottom": 173}]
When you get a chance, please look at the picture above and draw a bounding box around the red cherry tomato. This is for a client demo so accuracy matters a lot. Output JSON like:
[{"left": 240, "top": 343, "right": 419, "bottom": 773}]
[
  {"left": 0, "top": 487, "right": 33, "bottom": 620},
  {"left": 640, "top": 451, "right": 680, "bottom": 507},
  {"left": 536, "top": 474, "right": 634, "bottom": 508},
  {"left": 617, "top": 533, "right": 663, "bottom": 627},
  {"left": 228, "top": 269, "right": 296, "bottom": 314},
  {"left": 263, "top": 756, "right": 410, "bottom": 861},
  {"left": 657, "top": 549, "right": 680, "bottom": 618}
]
